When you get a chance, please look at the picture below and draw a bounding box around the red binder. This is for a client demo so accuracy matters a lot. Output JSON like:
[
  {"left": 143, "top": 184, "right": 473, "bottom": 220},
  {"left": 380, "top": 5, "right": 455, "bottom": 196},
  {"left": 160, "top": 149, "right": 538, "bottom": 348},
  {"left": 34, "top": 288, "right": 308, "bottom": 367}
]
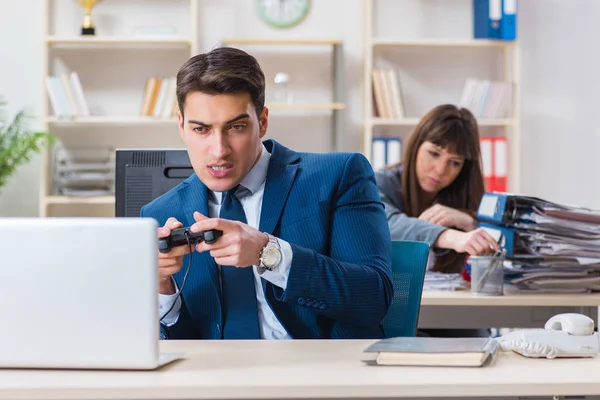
[
  {"left": 480, "top": 137, "right": 494, "bottom": 192},
  {"left": 491, "top": 136, "right": 508, "bottom": 192}
]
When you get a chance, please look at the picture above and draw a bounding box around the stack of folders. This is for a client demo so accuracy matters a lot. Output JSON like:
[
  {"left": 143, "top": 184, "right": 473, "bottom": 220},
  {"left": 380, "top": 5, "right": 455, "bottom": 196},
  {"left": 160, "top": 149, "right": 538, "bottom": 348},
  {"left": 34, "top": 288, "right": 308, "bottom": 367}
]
[
  {"left": 52, "top": 146, "right": 115, "bottom": 197},
  {"left": 477, "top": 193, "right": 600, "bottom": 293},
  {"left": 362, "top": 337, "right": 500, "bottom": 367}
]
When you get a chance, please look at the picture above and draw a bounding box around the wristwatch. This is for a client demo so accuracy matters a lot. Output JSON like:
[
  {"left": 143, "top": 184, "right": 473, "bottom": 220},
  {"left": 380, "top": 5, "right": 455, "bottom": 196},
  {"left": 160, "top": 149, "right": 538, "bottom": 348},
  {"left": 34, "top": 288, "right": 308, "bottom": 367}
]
[{"left": 259, "top": 233, "right": 282, "bottom": 271}]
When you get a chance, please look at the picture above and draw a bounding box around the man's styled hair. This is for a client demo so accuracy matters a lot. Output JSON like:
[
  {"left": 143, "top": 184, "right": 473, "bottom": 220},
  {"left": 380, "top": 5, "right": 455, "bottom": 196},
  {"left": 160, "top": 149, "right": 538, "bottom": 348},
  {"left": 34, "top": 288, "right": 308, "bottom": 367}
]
[{"left": 176, "top": 46, "right": 266, "bottom": 118}]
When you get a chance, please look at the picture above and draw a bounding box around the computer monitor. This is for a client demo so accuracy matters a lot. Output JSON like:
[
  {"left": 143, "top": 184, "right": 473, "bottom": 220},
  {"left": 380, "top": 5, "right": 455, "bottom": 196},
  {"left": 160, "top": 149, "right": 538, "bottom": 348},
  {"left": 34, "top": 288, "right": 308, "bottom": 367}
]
[{"left": 115, "top": 149, "right": 194, "bottom": 217}]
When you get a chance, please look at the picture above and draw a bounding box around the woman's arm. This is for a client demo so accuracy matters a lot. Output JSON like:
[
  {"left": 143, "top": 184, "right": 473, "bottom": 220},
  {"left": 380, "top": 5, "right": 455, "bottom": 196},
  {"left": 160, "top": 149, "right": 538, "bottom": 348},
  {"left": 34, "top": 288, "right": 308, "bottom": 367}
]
[{"left": 419, "top": 204, "right": 478, "bottom": 232}]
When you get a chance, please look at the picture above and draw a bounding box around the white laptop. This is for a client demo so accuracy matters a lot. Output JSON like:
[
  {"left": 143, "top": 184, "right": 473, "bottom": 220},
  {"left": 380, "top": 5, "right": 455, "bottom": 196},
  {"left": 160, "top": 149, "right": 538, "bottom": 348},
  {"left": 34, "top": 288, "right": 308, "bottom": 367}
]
[{"left": 0, "top": 217, "right": 182, "bottom": 370}]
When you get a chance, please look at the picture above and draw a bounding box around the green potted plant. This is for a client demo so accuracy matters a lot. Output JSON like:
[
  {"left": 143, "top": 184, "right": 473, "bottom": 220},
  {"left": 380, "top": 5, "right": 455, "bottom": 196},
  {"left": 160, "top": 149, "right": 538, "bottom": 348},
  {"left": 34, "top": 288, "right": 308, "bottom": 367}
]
[{"left": 0, "top": 98, "right": 53, "bottom": 192}]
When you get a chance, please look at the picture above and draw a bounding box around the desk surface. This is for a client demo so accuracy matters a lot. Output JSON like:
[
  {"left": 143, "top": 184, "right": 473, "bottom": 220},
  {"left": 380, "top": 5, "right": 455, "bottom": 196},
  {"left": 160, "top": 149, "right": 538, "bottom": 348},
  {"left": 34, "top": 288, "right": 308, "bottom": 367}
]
[
  {"left": 2, "top": 340, "right": 600, "bottom": 400},
  {"left": 421, "top": 290, "right": 600, "bottom": 306}
]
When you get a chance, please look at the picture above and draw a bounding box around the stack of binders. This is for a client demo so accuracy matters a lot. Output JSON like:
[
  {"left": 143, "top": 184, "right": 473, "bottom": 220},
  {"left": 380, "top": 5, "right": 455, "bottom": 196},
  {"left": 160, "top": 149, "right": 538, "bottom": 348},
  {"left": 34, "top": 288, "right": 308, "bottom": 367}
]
[{"left": 476, "top": 193, "right": 600, "bottom": 293}]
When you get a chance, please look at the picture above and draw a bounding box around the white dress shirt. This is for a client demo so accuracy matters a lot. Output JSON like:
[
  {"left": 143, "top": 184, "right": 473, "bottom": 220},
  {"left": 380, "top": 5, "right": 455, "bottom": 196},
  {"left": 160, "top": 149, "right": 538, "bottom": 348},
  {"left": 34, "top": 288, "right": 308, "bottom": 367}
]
[{"left": 158, "top": 145, "right": 293, "bottom": 340}]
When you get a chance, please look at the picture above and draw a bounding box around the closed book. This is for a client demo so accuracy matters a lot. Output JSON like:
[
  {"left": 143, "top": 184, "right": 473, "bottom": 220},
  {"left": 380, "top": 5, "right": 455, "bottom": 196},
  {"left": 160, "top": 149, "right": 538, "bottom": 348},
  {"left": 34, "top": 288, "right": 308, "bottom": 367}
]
[{"left": 362, "top": 336, "right": 500, "bottom": 367}]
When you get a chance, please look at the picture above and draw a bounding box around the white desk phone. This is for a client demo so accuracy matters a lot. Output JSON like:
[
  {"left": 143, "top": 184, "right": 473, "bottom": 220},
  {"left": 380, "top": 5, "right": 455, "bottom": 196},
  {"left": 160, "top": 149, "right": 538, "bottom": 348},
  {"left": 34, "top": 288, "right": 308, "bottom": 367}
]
[{"left": 496, "top": 313, "right": 600, "bottom": 359}]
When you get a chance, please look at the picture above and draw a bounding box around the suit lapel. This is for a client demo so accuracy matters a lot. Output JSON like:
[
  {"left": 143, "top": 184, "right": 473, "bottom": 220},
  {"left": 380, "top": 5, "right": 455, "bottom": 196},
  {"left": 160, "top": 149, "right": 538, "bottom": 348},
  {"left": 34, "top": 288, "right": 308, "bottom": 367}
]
[{"left": 259, "top": 142, "right": 299, "bottom": 235}]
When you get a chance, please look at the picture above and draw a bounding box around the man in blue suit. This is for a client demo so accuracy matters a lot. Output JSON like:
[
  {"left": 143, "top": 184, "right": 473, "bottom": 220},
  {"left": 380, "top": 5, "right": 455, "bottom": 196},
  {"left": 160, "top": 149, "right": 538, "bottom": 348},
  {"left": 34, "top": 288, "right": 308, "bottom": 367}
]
[{"left": 142, "top": 46, "right": 393, "bottom": 340}]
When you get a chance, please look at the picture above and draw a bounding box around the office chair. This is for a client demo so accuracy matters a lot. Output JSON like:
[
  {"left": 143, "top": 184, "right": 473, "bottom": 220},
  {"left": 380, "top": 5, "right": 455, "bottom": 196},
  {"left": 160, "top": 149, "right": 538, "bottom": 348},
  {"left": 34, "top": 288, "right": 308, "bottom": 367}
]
[{"left": 382, "top": 240, "right": 430, "bottom": 338}]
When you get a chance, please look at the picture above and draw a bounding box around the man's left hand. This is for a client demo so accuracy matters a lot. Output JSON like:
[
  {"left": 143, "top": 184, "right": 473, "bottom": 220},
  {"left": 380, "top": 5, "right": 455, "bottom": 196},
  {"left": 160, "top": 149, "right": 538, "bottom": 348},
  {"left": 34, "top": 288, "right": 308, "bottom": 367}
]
[{"left": 190, "top": 211, "right": 269, "bottom": 267}]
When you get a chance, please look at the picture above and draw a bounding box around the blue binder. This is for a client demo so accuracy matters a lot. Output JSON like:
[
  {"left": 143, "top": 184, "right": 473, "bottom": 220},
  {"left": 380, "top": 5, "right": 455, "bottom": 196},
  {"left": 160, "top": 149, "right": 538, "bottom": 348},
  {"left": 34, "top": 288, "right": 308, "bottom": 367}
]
[
  {"left": 476, "top": 192, "right": 563, "bottom": 226},
  {"left": 500, "top": 0, "right": 517, "bottom": 40},
  {"left": 479, "top": 222, "right": 516, "bottom": 257},
  {"left": 473, "top": 0, "right": 501, "bottom": 40},
  {"left": 372, "top": 137, "right": 402, "bottom": 166},
  {"left": 476, "top": 192, "right": 511, "bottom": 225}
]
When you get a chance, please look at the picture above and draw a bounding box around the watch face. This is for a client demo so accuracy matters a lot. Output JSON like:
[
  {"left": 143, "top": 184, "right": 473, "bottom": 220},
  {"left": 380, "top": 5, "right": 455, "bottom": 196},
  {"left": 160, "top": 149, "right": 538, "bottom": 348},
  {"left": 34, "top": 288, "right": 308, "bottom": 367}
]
[
  {"left": 254, "top": 0, "right": 311, "bottom": 28},
  {"left": 263, "top": 247, "right": 282, "bottom": 267}
]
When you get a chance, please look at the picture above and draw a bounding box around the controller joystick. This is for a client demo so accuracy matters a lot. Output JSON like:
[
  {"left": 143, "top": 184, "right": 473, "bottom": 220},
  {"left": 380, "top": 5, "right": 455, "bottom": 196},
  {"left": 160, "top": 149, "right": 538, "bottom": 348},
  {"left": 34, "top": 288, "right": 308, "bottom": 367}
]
[{"left": 158, "top": 227, "right": 222, "bottom": 253}]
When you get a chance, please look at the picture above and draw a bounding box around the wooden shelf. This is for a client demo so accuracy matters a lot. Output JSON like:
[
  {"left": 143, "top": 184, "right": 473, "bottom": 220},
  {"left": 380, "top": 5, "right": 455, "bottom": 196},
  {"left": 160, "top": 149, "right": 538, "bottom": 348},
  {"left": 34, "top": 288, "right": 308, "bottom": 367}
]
[
  {"left": 221, "top": 38, "right": 342, "bottom": 46},
  {"left": 370, "top": 117, "right": 514, "bottom": 127},
  {"left": 46, "top": 36, "right": 192, "bottom": 47},
  {"left": 372, "top": 38, "right": 515, "bottom": 48},
  {"left": 47, "top": 116, "right": 178, "bottom": 126},
  {"left": 45, "top": 195, "right": 115, "bottom": 205},
  {"left": 267, "top": 102, "right": 345, "bottom": 110}
]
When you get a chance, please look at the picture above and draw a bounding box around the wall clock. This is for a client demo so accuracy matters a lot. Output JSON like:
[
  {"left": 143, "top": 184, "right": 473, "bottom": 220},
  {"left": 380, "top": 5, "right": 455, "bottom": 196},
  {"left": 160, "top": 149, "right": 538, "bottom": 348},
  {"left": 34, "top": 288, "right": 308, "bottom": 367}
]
[{"left": 254, "top": 0, "right": 311, "bottom": 28}]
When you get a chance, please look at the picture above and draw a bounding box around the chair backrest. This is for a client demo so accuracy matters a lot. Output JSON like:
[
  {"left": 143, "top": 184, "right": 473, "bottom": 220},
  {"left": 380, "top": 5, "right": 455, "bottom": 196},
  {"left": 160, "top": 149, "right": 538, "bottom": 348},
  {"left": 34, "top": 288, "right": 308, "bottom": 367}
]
[{"left": 382, "top": 240, "right": 430, "bottom": 338}]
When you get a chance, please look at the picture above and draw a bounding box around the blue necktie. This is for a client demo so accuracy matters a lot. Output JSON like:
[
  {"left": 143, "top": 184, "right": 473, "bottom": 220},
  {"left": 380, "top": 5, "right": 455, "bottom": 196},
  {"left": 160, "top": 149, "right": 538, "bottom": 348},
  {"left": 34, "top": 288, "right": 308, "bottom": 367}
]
[{"left": 219, "top": 186, "right": 261, "bottom": 339}]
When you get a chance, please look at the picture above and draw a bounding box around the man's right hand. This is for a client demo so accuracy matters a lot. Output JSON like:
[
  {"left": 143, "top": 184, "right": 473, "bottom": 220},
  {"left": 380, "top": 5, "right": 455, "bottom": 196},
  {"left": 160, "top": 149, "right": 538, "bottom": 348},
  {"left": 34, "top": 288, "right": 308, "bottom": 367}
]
[
  {"left": 157, "top": 217, "right": 190, "bottom": 295},
  {"left": 435, "top": 228, "right": 500, "bottom": 256}
]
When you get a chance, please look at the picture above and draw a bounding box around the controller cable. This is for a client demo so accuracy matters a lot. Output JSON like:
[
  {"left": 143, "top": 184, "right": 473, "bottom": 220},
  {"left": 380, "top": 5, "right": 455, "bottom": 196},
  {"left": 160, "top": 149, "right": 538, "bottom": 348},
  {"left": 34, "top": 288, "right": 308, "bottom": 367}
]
[{"left": 159, "top": 232, "right": 194, "bottom": 323}]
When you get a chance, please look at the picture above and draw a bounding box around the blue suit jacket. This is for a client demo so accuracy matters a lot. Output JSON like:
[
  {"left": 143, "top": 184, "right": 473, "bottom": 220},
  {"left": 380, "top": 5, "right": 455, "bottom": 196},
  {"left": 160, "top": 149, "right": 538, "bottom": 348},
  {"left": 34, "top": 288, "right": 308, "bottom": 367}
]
[{"left": 141, "top": 139, "right": 393, "bottom": 340}]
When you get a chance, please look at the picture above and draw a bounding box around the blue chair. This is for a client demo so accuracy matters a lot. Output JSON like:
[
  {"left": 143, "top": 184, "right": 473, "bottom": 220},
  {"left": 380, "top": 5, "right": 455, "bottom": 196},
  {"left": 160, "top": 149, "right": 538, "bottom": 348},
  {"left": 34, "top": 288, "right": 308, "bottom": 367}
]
[{"left": 382, "top": 240, "right": 430, "bottom": 338}]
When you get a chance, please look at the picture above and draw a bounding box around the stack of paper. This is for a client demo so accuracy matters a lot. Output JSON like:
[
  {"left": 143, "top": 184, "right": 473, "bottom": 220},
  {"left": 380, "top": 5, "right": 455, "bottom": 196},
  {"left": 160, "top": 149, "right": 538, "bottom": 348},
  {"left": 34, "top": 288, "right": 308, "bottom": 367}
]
[
  {"left": 477, "top": 193, "right": 600, "bottom": 293},
  {"left": 423, "top": 272, "right": 467, "bottom": 291}
]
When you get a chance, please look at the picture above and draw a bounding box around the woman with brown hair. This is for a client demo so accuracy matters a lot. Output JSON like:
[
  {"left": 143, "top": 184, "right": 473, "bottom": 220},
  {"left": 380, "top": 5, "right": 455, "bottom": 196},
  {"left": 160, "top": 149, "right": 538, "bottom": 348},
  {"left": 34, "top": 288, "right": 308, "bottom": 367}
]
[
  {"left": 376, "top": 104, "right": 499, "bottom": 338},
  {"left": 375, "top": 104, "right": 499, "bottom": 274}
]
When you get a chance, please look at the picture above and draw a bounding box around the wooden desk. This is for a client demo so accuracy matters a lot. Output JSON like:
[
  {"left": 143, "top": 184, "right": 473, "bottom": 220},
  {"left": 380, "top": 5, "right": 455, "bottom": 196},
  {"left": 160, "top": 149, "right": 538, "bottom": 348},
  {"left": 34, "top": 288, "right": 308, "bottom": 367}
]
[
  {"left": 2, "top": 340, "right": 600, "bottom": 400},
  {"left": 421, "top": 290, "right": 600, "bottom": 307}
]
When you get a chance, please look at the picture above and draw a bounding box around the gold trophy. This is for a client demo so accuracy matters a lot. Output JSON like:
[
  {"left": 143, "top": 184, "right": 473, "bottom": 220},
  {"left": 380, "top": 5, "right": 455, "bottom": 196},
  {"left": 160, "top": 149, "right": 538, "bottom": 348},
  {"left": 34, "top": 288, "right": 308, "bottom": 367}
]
[{"left": 79, "top": 0, "right": 102, "bottom": 35}]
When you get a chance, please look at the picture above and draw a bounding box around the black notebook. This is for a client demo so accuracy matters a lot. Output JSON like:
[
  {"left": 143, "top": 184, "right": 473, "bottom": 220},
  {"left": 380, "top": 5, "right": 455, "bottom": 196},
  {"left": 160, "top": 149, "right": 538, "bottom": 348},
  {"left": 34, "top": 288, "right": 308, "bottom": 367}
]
[{"left": 362, "top": 337, "right": 500, "bottom": 367}]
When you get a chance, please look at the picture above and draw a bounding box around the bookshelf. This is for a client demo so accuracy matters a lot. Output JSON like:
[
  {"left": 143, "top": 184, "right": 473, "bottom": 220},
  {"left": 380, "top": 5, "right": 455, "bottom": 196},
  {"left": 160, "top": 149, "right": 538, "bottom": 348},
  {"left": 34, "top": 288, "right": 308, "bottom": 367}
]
[
  {"left": 220, "top": 38, "right": 345, "bottom": 152},
  {"left": 39, "top": 0, "right": 199, "bottom": 217},
  {"left": 362, "top": 0, "right": 521, "bottom": 193}
]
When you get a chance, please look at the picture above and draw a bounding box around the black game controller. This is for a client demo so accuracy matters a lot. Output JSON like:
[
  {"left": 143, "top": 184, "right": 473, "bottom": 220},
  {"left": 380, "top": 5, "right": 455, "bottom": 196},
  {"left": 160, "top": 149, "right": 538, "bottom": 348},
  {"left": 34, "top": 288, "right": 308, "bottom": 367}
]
[{"left": 158, "top": 227, "right": 223, "bottom": 253}]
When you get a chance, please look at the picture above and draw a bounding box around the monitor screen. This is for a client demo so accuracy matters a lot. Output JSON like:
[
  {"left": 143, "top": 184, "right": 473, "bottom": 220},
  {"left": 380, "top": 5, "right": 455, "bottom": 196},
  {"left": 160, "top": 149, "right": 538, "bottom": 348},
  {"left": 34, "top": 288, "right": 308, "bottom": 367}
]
[{"left": 115, "top": 149, "right": 194, "bottom": 217}]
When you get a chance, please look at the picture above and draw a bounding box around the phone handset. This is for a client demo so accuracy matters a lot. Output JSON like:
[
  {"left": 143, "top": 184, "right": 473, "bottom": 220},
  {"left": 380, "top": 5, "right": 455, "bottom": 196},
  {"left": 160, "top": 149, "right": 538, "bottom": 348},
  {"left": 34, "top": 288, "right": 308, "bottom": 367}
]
[
  {"left": 545, "top": 313, "right": 595, "bottom": 336},
  {"left": 496, "top": 313, "right": 599, "bottom": 359}
]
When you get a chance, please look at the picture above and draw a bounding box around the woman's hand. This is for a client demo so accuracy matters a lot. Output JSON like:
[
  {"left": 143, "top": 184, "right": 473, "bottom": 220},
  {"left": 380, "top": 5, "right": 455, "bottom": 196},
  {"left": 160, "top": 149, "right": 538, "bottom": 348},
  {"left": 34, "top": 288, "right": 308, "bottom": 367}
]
[
  {"left": 419, "top": 204, "right": 477, "bottom": 231},
  {"left": 435, "top": 228, "right": 500, "bottom": 256}
]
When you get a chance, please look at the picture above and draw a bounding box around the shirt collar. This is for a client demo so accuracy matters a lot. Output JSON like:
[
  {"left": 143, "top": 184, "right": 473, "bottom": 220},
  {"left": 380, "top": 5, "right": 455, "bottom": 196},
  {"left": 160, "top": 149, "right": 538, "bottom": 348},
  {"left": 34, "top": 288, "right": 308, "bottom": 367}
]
[{"left": 211, "top": 144, "right": 271, "bottom": 204}]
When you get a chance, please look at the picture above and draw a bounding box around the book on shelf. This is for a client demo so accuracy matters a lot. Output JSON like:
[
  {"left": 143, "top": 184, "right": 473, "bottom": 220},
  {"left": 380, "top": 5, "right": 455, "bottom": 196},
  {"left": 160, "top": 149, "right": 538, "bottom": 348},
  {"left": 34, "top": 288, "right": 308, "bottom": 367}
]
[
  {"left": 45, "top": 72, "right": 90, "bottom": 118},
  {"left": 459, "top": 78, "right": 513, "bottom": 119},
  {"left": 140, "top": 76, "right": 178, "bottom": 118},
  {"left": 372, "top": 68, "right": 404, "bottom": 119},
  {"left": 362, "top": 336, "right": 500, "bottom": 367}
]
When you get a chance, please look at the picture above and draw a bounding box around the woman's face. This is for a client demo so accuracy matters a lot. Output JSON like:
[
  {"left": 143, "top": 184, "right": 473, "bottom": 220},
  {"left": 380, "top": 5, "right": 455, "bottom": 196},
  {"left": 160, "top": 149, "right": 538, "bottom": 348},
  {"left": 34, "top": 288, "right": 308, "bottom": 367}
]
[{"left": 415, "top": 141, "right": 465, "bottom": 195}]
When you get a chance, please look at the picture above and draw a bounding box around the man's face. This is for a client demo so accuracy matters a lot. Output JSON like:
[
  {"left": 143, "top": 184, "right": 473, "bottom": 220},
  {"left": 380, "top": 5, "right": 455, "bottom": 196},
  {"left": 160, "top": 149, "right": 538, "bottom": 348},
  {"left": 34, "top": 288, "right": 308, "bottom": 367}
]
[{"left": 178, "top": 91, "right": 268, "bottom": 193}]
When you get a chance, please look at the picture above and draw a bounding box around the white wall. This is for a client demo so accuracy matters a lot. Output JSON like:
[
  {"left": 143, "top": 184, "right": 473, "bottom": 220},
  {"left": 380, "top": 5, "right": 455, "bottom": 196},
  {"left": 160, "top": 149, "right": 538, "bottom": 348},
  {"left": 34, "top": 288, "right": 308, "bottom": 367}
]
[
  {"left": 0, "top": 0, "right": 43, "bottom": 216},
  {"left": 518, "top": 0, "right": 600, "bottom": 208},
  {"left": 1, "top": 0, "right": 599, "bottom": 217}
]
